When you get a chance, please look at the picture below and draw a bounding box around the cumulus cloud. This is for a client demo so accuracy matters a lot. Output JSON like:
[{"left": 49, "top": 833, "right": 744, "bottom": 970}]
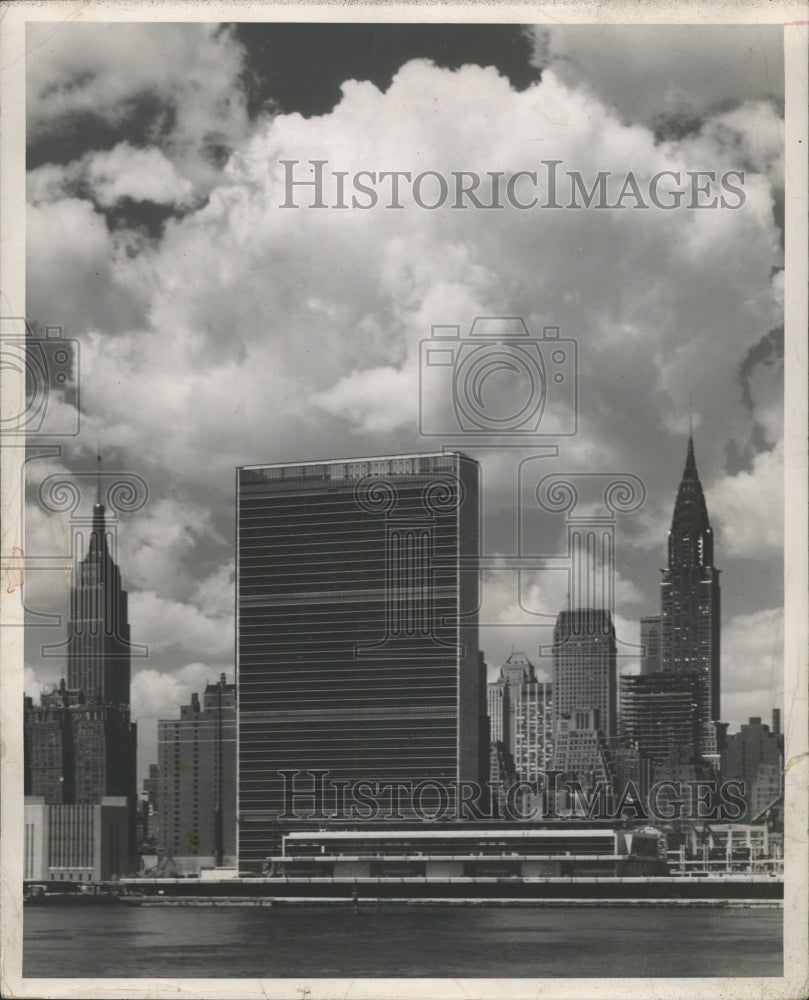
[
  {"left": 27, "top": 197, "right": 149, "bottom": 334},
  {"left": 44, "top": 59, "right": 781, "bottom": 486},
  {"left": 23, "top": 667, "right": 43, "bottom": 704},
  {"left": 533, "top": 25, "right": 783, "bottom": 129},
  {"left": 131, "top": 662, "right": 218, "bottom": 721},
  {"left": 118, "top": 497, "right": 225, "bottom": 601},
  {"left": 29, "top": 144, "right": 196, "bottom": 209},
  {"left": 707, "top": 441, "right": 784, "bottom": 560},
  {"left": 722, "top": 607, "right": 784, "bottom": 729},
  {"left": 128, "top": 590, "right": 233, "bottom": 662},
  {"left": 312, "top": 364, "right": 419, "bottom": 434}
]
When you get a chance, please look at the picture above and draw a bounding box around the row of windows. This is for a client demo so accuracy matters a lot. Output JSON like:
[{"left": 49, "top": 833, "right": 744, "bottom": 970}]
[
  {"left": 240, "top": 455, "right": 459, "bottom": 482},
  {"left": 239, "top": 737, "right": 458, "bottom": 754},
  {"left": 237, "top": 519, "right": 462, "bottom": 543},
  {"left": 238, "top": 623, "right": 460, "bottom": 644}
]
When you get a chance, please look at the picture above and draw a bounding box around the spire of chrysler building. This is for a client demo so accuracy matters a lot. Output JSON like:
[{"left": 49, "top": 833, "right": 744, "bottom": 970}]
[{"left": 659, "top": 433, "right": 721, "bottom": 738}]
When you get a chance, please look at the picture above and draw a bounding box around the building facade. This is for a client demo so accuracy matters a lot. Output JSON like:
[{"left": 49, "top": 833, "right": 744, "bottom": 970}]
[
  {"left": 659, "top": 436, "right": 721, "bottom": 727},
  {"left": 25, "top": 685, "right": 136, "bottom": 806},
  {"left": 619, "top": 671, "right": 703, "bottom": 765},
  {"left": 723, "top": 715, "right": 784, "bottom": 821},
  {"left": 25, "top": 687, "right": 76, "bottom": 804},
  {"left": 552, "top": 609, "right": 617, "bottom": 741},
  {"left": 236, "top": 452, "right": 483, "bottom": 869},
  {"left": 551, "top": 707, "right": 613, "bottom": 800},
  {"left": 487, "top": 652, "right": 552, "bottom": 786},
  {"left": 158, "top": 675, "right": 237, "bottom": 870},
  {"left": 24, "top": 796, "right": 130, "bottom": 882}
]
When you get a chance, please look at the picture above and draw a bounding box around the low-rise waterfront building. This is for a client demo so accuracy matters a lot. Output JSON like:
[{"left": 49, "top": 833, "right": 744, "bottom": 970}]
[{"left": 264, "top": 825, "right": 667, "bottom": 879}]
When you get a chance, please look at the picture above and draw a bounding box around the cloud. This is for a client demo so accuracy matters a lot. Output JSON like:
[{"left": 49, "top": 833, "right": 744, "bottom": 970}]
[
  {"left": 722, "top": 607, "right": 783, "bottom": 729},
  {"left": 118, "top": 497, "right": 225, "bottom": 601},
  {"left": 130, "top": 662, "right": 218, "bottom": 722},
  {"left": 533, "top": 25, "right": 783, "bottom": 129},
  {"left": 27, "top": 197, "right": 149, "bottom": 334},
  {"left": 61, "top": 59, "right": 780, "bottom": 482},
  {"left": 312, "top": 364, "right": 418, "bottom": 434},
  {"left": 29, "top": 143, "right": 196, "bottom": 210},
  {"left": 27, "top": 22, "right": 251, "bottom": 194},
  {"left": 707, "top": 441, "right": 784, "bottom": 560},
  {"left": 24, "top": 667, "right": 43, "bottom": 704},
  {"left": 88, "top": 144, "right": 196, "bottom": 208},
  {"left": 128, "top": 590, "right": 233, "bottom": 663}
]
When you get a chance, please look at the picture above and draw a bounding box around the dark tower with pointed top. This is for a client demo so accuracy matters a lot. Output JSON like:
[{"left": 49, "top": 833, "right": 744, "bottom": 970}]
[
  {"left": 66, "top": 453, "right": 132, "bottom": 707},
  {"left": 659, "top": 435, "right": 721, "bottom": 732}
]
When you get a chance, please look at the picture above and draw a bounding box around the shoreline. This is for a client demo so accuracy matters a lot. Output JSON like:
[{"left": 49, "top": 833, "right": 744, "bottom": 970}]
[{"left": 27, "top": 894, "right": 783, "bottom": 909}]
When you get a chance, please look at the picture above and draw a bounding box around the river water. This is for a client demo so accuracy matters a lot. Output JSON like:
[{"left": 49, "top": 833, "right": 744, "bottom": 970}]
[{"left": 24, "top": 903, "right": 782, "bottom": 979}]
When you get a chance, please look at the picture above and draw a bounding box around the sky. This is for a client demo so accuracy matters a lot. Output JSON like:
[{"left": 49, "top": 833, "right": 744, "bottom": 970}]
[{"left": 21, "top": 21, "right": 786, "bottom": 781}]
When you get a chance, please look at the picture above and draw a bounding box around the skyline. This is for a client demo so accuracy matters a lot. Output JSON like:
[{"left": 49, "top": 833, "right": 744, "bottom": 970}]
[
  {"left": 24, "top": 432, "right": 777, "bottom": 783},
  {"left": 18, "top": 22, "right": 786, "bottom": 782}
]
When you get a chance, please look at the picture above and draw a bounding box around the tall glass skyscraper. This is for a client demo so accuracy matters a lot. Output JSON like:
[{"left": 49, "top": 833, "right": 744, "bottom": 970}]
[
  {"left": 236, "top": 452, "right": 482, "bottom": 869},
  {"left": 659, "top": 435, "right": 721, "bottom": 726}
]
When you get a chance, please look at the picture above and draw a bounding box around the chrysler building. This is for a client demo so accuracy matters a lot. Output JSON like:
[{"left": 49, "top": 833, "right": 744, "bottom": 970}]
[{"left": 659, "top": 435, "right": 721, "bottom": 731}]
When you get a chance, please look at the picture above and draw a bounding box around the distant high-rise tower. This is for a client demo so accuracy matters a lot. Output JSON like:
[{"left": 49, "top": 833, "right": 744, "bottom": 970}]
[
  {"left": 487, "top": 651, "right": 552, "bottom": 785},
  {"left": 552, "top": 609, "right": 617, "bottom": 740},
  {"left": 659, "top": 436, "right": 721, "bottom": 726},
  {"left": 66, "top": 467, "right": 132, "bottom": 707},
  {"left": 236, "top": 452, "right": 483, "bottom": 870}
]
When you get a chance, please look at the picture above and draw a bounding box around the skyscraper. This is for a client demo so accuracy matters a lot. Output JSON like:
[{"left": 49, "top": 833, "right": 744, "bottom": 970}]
[
  {"left": 552, "top": 608, "right": 617, "bottom": 740},
  {"left": 67, "top": 475, "right": 132, "bottom": 707},
  {"left": 487, "top": 651, "right": 552, "bottom": 785},
  {"left": 236, "top": 452, "right": 482, "bottom": 869},
  {"left": 659, "top": 436, "right": 721, "bottom": 726}
]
